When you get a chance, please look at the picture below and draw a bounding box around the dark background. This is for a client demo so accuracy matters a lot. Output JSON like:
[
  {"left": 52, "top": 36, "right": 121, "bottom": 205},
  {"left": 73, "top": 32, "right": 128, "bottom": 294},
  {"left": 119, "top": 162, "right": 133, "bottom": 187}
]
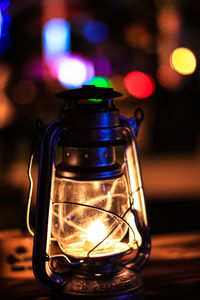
[{"left": 0, "top": 0, "right": 199, "bottom": 235}]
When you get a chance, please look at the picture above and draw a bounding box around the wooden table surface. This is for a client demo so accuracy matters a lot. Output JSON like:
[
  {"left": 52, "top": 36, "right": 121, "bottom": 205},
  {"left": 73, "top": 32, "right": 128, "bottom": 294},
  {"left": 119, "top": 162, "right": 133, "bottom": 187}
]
[{"left": 0, "top": 230, "right": 199, "bottom": 299}]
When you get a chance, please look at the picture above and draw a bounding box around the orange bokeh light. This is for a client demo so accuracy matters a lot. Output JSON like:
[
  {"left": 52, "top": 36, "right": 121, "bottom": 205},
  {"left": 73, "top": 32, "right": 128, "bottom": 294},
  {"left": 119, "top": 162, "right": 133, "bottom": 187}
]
[
  {"left": 157, "top": 64, "right": 181, "bottom": 88},
  {"left": 158, "top": 8, "right": 181, "bottom": 34}
]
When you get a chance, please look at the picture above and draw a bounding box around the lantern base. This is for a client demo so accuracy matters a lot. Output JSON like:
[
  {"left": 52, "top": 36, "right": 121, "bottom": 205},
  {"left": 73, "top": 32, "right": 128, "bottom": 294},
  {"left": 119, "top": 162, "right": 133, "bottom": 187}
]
[{"left": 51, "top": 267, "right": 143, "bottom": 299}]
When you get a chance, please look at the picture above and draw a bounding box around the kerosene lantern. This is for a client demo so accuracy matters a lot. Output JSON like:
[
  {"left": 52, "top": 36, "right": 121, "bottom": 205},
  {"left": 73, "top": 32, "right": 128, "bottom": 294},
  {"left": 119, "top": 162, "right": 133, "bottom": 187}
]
[{"left": 29, "top": 85, "right": 151, "bottom": 299}]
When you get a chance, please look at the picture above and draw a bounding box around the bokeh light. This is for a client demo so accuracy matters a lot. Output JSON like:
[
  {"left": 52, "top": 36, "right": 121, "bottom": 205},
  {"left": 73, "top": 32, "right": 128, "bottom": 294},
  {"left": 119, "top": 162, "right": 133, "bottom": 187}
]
[
  {"left": 124, "top": 71, "right": 155, "bottom": 99},
  {"left": 86, "top": 76, "right": 112, "bottom": 88},
  {"left": 83, "top": 20, "right": 108, "bottom": 43},
  {"left": 0, "top": 0, "right": 10, "bottom": 12},
  {"left": 85, "top": 76, "right": 113, "bottom": 102},
  {"left": 12, "top": 80, "right": 37, "bottom": 105},
  {"left": 0, "top": 92, "right": 15, "bottom": 128},
  {"left": 0, "top": 10, "right": 3, "bottom": 38},
  {"left": 170, "top": 47, "right": 196, "bottom": 75},
  {"left": 124, "top": 24, "right": 151, "bottom": 49},
  {"left": 55, "top": 54, "right": 94, "bottom": 88},
  {"left": 0, "top": 8, "right": 11, "bottom": 54},
  {"left": 158, "top": 8, "right": 181, "bottom": 34},
  {"left": 110, "top": 74, "right": 129, "bottom": 99},
  {"left": 0, "top": 13, "right": 11, "bottom": 37},
  {"left": 23, "top": 57, "right": 44, "bottom": 80},
  {"left": 0, "top": 35, "right": 10, "bottom": 54},
  {"left": 93, "top": 56, "right": 111, "bottom": 77},
  {"left": 0, "top": 64, "right": 10, "bottom": 90},
  {"left": 43, "top": 18, "right": 70, "bottom": 60},
  {"left": 157, "top": 64, "right": 181, "bottom": 89}
]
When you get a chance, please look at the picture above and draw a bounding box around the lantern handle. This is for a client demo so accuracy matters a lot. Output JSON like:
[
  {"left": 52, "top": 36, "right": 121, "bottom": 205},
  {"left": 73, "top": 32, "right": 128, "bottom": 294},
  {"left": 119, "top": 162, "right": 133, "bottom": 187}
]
[
  {"left": 26, "top": 151, "right": 35, "bottom": 237},
  {"left": 26, "top": 119, "right": 44, "bottom": 237}
]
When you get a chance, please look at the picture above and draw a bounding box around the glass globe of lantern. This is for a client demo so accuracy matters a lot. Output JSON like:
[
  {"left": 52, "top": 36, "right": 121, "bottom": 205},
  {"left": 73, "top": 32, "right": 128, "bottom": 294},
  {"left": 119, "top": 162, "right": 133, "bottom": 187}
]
[{"left": 52, "top": 175, "right": 130, "bottom": 258}]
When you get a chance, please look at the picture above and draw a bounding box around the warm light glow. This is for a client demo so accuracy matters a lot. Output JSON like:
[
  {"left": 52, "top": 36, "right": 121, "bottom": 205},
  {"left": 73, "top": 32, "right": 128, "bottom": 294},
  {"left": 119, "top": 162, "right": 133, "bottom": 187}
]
[
  {"left": 124, "top": 24, "right": 151, "bottom": 49},
  {"left": 124, "top": 71, "right": 155, "bottom": 99},
  {"left": 87, "top": 220, "right": 107, "bottom": 244},
  {"left": 0, "top": 92, "right": 15, "bottom": 128},
  {"left": 158, "top": 8, "right": 181, "bottom": 34},
  {"left": 157, "top": 63, "right": 181, "bottom": 88},
  {"left": 110, "top": 74, "right": 129, "bottom": 99},
  {"left": 0, "top": 64, "right": 10, "bottom": 90},
  {"left": 12, "top": 80, "right": 37, "bottom": 104},
  {"left": 128, "top": 213, "right": 142, "bottom": 248},
  {"left": 43, "top": 18, "right": 70, "bottom": 59},
  {"left": 52, "top": 176, "right": 131, "bottom": 258},
  {"left": 170, "top": 47, "right": 196, "bottom": 75}
]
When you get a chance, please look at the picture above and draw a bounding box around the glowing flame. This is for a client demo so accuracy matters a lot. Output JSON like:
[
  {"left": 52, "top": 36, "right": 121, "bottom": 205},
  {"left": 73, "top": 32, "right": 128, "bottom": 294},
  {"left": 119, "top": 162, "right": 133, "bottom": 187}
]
[{"left": 87, "top": 220, "right": 107, "bottom": 244}]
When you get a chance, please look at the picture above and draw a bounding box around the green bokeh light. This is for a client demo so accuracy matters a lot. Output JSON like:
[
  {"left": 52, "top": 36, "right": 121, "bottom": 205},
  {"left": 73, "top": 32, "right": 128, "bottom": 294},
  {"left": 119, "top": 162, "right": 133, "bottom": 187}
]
[{"left": 86, "top": 76, "right": 113, "bottom": 102}]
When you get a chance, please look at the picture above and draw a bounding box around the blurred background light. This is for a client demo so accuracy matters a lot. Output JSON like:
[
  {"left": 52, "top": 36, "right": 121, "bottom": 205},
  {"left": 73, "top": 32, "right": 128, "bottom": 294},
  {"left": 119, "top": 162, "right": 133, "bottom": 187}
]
[
  {"left": 156, "top": 64, "right": 181, "bottom": 89},
  {"left": 83, "top": 20, "right": 108, "bottom": 43},
  {"left": 124, "top": 24, "right": 151, "bottom": 50},
  {"left": 86, "top": 76, "right": 113, "bottom": 102},
  {"left": 0, "top": 0, "right": 10, "bottom": 12},
  {"left": 93, "top": 56, "right": 111, "bottom": 77},
  {"left": 170, "top": 47, "right": 196, "bottom": 75},
  {"left": 23, "top": 57, "right": 44, "bottom": 80},
  {"left": 0, "top": 13, "right": 11, "bottom": 37},
  {"left": 86, "top": 76, "right": 112, "bottom": 88},
  {"left": 110, "top": 74, "right": 129, "bottom": 99},
  {"left": 0, "top": 35, "right": 10, "bottom": 54},
  {"left": 124, "top": 71, "right": 155, "bottom": 99},
  {"left": 56, "top": 54, "right": 94, "bottom": 88},
  {"left": 0, "top": 93, "right": 15, "bottom": 128},
  {"left": 0, "top": 1, "right": 11, "bottom": 54},
  {"left": 0, "top": 10, "right": 3, "bottom": 38},
  {"left": 43, "top": 18, "right": 70, "bottom": 60},
  {"left": 12, "top": 80, "right": 37, "bottom": 105},
  {"left": 0, "top": 64, "right": 10, "bottom": 90},
  {"left": 158, "top": 8, "right": 181, "bottom": 34}
]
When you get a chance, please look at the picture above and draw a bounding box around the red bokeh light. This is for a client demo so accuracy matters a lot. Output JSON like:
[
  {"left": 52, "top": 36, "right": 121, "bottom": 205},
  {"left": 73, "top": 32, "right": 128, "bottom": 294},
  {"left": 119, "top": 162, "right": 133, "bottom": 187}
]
[{"left": 124, "top": 71, "right": 155, "bottom": 99}]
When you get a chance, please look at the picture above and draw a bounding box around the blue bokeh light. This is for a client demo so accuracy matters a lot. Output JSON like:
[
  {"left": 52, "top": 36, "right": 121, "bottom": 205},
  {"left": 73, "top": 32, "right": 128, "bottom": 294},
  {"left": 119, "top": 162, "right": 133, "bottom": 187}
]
[
  {"left": 0, "top": 10, "right": 3, "bottom": 38},
  {"left": 43, "top": 18, "right": 70, "bottom": 59},
  {"left": 83, "top": 20, "right": 108, "bottom": 43},
  {"left": 0, "top": 0, "right": 10, "bottom": 12},
  {"left": 0, "top": 0, "right": 11, "bottom": 54},
  {"left": 0, "top": 35, "right": 10, "bottom": 54},
  {"left": 1, "top": 13, "right": 11, "bottom": 37}
]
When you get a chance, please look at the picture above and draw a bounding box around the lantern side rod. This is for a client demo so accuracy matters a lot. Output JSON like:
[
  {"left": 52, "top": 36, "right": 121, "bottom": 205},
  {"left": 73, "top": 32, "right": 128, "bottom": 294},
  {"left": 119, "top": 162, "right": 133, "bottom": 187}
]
[
  {"left": 120, "top": 117, "right": 151, "bottom": 272},
  {"left": 33, "top": 120, "right": 68, "bottom": 290}
]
